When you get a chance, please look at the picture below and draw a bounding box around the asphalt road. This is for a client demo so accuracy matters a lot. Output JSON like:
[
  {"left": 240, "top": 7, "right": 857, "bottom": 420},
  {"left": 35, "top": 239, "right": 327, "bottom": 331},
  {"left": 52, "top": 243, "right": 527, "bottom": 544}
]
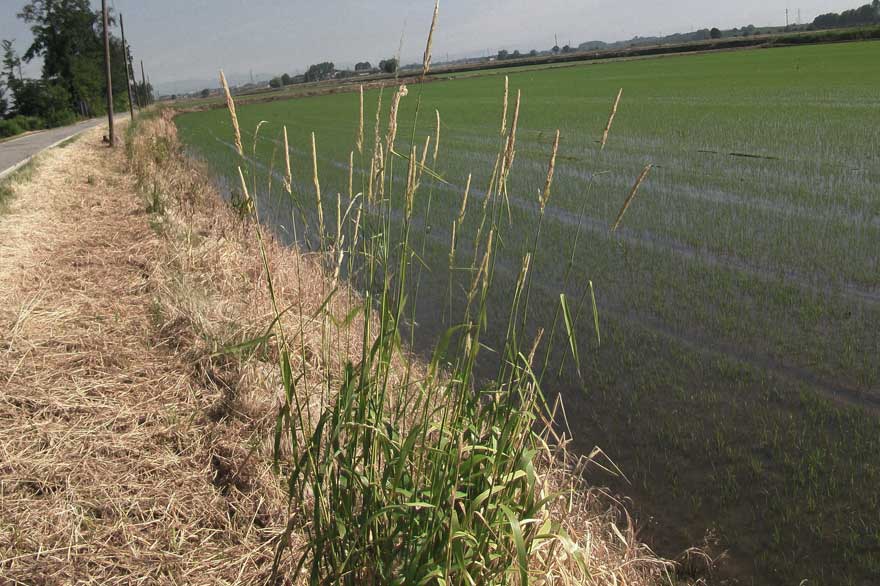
[{"left": 0, "top": 118, "right": 105, "bottom": 179}]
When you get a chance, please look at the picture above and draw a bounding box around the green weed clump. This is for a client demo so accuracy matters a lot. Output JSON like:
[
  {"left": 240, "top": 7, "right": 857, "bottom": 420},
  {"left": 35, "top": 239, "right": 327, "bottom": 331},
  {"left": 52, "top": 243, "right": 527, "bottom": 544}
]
[
  {"left": 215, "top": 25, "right": 642, "bottom": 579},
  {"left": 0, "top": 115, "right": 45, "bottom": 139}
]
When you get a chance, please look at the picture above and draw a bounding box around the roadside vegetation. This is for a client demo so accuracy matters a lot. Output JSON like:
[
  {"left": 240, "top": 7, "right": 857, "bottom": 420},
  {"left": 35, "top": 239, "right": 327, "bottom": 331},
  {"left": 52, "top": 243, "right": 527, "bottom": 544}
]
[
  {"left": 122, "top": 100, "right": 674, "bottom": 583},
  {"left": 118, "top": 4, "right": 698, "bottom": 581}
]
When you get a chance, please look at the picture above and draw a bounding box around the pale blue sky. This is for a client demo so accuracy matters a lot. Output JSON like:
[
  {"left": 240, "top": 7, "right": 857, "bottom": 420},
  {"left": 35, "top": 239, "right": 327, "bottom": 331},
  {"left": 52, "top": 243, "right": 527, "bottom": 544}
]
[{"left": 0, "top": 0, "right": 862, "bottom": 92}]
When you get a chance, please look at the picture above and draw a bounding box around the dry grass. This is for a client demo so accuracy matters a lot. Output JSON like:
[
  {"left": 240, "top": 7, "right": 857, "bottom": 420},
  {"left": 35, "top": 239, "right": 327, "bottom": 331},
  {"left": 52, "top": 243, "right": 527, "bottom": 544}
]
[
  {"left": 0, "top": 126, "right": 290, "bottom": 584},
  {"left": 600, "top": 88, "right": 623, "bottom": 151},
  {"left": 0, "top": 111, "right": 676, "bottom": 584},
  {"left": 421, "top": 0, "right": 440, "bottom": 77},
  {"left": 611, "top": 164, "right": 653, "bottom": 233}
]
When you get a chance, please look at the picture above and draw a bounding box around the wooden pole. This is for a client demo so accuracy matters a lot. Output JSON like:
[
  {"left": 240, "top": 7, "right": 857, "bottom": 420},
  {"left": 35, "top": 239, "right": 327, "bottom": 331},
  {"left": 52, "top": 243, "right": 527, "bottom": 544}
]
[
  {"left": 119, "top": 13, "right": 136, "bottom": 119},
  {"left": 140, "top": 60, "right": 149, "bottom": 106},
  {"left": 101, "top": 0, "right": 115, "bottom": 146}
]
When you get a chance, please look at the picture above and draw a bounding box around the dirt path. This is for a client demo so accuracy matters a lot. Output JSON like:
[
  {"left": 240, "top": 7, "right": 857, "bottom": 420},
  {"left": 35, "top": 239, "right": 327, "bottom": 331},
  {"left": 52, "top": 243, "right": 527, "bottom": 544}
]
[{"left": 0, "top": 127, "right": 276, "bottom": 584}]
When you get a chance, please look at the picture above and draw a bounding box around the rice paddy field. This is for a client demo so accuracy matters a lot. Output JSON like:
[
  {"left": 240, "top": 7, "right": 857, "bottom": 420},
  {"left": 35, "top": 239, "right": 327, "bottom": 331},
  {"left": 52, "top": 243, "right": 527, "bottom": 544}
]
[{"left": 175, "top": 41, "right": 880, "bottom": 585}]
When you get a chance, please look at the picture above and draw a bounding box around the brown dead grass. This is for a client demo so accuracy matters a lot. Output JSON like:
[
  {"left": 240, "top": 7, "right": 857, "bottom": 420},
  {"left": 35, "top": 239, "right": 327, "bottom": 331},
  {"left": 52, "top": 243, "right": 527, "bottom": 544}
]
[
  {"left": 0, "top": 111, "right": 677, "bottom": 584},
  {"left": 0, "top": 125, "right": 294, "bottom": 584}
]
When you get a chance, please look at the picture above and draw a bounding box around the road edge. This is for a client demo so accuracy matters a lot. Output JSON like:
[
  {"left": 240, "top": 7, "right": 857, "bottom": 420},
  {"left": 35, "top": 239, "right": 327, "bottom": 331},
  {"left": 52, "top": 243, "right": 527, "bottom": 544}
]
[{"left": 0, "top": 122, "right": 100, "bottom": 181}]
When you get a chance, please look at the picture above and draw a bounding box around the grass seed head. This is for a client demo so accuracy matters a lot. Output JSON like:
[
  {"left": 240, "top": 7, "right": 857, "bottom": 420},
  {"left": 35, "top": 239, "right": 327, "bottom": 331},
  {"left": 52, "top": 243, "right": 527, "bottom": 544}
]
[
  {"left": 501, "top": 76, "right": 509, "bottom": 136},
  {"left": 528, "top": 326, "right": 545, "bottom": 367},
  {"left": 405, "top": 144, "right": 418, "bottom": 219},
  {"left": 600, "top": 88, "right": 623, "bottom": 150},
  {"left": 448, "top": 221, "right": 457, "bottom": 264},
  {"left": 416, "top": 134, "right": 431, "bottom": 189},
  {"left": 457, "top": 173, "right": 471, "bottom": 224},
  {"left": 501, "top": 89, "right": 522, "bottom": 182},
  {"left": 433, "top": 109, "right": 441, "bottom": 164},
  {"left": 422, "top": 0, "right": 440, "bottom": 77},
  {"left": 311, "top": 132, "right": 325, "bottom": 242},
  {"left": 219, "top": 69, "right": 243, "bottom": 157},
  {"left": 540, "top": 129, "right": 561, "bottom": 212},
  {"left": 611, "top": 163, "right": 653, "bottom": 233},
  {"left": 282, "top": 126, "right": 292, "bottom": 194},
  {"left": 357, "top": 85, "right": 365, "bottom": 154},
  {"left": 368, "top": 90, "right": 385, "bottom": 203},
  {"left": 385, "top": 84, "right": 409, "bottom": 158},
  {"left": 348, "top": 151, "right": 354, "bottom": 199}
]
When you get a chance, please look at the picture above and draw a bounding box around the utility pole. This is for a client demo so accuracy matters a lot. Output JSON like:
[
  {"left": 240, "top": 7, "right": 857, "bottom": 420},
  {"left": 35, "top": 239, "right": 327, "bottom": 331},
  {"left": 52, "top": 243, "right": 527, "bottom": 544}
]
[
  {"left": 101, "top": 0, "right": 115, "bottom": 146},
  {"left": 131, "top": 54, "right": 142, "bottom": 108},
  {"left": 131, "top": 50, "right": 142, "bottom": 108},
  {"left": 140, "top": 60, "right": 149, "bottom": 106},
  {"left": 119, "top": 13, "right": 135, "bottom": 119}
]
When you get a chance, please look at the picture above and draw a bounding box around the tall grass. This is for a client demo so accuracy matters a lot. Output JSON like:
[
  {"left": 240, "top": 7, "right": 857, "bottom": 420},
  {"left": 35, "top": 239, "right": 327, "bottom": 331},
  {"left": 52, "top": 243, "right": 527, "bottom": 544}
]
[{"left": 216, "top": 12, "right": 658, "bottom": 585}]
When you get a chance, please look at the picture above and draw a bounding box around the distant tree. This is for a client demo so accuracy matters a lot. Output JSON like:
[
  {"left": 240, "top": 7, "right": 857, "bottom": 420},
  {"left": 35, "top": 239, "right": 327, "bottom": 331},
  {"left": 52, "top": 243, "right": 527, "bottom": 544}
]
[
  {"left": 378, "top": 58, "right": 398, "bottom": 74},
  {"left": 742, "top": 24, "right": 757, "bottom": 36},
  {"left": 497, "top": 49, "right": 509, "bottom": 60},
  {"left": 710, "top": 27, "right": 722, "bottom": 39},
  {"left": 551, "top": 45, "right": 560, "bottom": 54},
  {"left": 511, "top": 50, "right": 521, "bottom": 58},
  {"left": 304, "top": 61, "right": 336, "bottom": 82},
  {"left": 281, "top": 73, "right": 292, "bottom": 85},
  {"left": 0, "top": 83, "right": 6, "bottom": 118},
  {"left": 529, "top": 49, "right": 538, "bottom": 57},
  {"left": 814, "top": 12, "right": 838, "bottom": 27},
  {"left": 269, "top": 77, "right": 282, "bottom": 88},
  {"left": 562, "top": 44, "right": 573, "bottom": 53},
  {"left": 2, "top": 40, "right": 22, "bottom": 87},
  {"left": 200, "top": 88, "right": 210, "bottom": 98},
  {"left": 18, "top": 0, "right": 120, "bottom": 116},
  {"left": 355, "top": 61, "right": 372, "bottom": 72}
]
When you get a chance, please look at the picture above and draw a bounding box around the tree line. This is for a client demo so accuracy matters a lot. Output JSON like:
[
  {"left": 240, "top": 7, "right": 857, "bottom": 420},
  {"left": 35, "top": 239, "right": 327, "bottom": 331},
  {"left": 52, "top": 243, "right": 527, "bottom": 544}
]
[
  {"left": 813, "top": 0, "right": 880, "bottom": 29},
  {"left": 0, "top": 0, "right": 153, "bottom": 138},
  {"left": 267, "top": 57, "right": 400, "bottom": 90}
]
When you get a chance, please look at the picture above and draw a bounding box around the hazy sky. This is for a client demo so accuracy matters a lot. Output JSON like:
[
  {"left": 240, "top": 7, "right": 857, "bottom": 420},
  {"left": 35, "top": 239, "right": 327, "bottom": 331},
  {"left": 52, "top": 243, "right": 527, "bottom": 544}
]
[{"left": 0, "top": 0, "right": 861, "bottom": 91}]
